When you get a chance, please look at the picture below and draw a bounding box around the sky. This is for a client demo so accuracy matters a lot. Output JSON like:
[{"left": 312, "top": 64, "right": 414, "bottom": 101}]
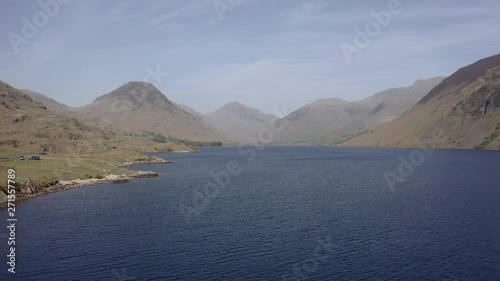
[{"left": 1, "top": 0, "right": 499, "bottom": 115}]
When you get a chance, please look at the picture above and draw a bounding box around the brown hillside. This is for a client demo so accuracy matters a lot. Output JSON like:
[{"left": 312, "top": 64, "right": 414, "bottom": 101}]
[
  {"left": 344, "top": 53, "right": 500, "bottom": 150},
  {"left": 0, "top": 81, "right": 117, "bottom": 155},
  {"left": 273, "top": 77, "right": 444, "bottom": 145},
  {"left": 205, "top": 102, "right": 277, "bottom": 143},
  {"left": 78, "top": 82, "right": 230, "bottom": 143}
]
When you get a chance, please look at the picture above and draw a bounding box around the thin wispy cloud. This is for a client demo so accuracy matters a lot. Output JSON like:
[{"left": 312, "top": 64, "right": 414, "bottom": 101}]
[
  {"left": 145, "top": 1, "right": 212, "bottom": 28},
  {"left": 109, "top": 0, "right": 136, "bottom": 16}
]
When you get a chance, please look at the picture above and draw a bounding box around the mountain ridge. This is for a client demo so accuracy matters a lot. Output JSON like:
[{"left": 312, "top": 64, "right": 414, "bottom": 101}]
[
  {"left": 273, "top": 77, "right": 445, "bottom": 145},
  {"left": 0, "top": 81, "right": 117, "bottom": 154},
  {"left": 21, "top": 89, "right": 72, "bottom": 112},
  {"left": 344, "top": 53, "right": 500, "bottom": 150},
  {"left": 205, "top": 102, "right": 276, "bottom": 142},
  {"left": 78, "top": 81, "right": 231, "bottom": 143}
]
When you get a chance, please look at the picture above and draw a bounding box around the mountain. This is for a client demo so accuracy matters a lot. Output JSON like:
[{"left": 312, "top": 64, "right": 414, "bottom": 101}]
[
  {"left": 273, "top": 98, "right": 370, "bottom": 145},
  {"left": 78, "top": 81, "right": 229, "bottom": 143},
  {"left": 173, "top": 102, "right": 205, "bottom": 119},
  {"left": 21, "top": 89, "right": 72, "bottom": 112},
  {"left": 344, "top": 53, "right": 500, "bottom": 150},
  {"left": 205, "top": 102, "right": 277, "bottom": 143},
  {"left": 273, "top": 77, "right": 444, "bottom": 145},
  {"left": 0, "top": 81, "right": 116, "bottom": 155},
  {"left": 358, "top": 77, "right": 446, "bottom": 127}
]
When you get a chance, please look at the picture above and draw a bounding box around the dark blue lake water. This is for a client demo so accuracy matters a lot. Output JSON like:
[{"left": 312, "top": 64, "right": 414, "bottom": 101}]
[{"left": 1, "top": 146, "right": 500, "bottom": 280}]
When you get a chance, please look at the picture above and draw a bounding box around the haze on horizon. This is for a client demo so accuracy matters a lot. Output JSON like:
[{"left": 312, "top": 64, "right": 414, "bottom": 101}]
[{"left": 1, "top": 0, "right": 499, "bottom": 114}]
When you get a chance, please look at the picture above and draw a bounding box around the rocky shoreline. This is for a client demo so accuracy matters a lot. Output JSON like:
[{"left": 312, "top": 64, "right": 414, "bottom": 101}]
[
  {"left": 119, "top": 156, "right": 172, "bottom": 167},
  {"left": 0, "top": 166, "right": 162, "bottom": 208}
]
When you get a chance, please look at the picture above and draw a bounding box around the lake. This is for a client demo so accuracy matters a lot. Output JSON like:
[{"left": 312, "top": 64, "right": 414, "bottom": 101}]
[{"left": 1, "top": 146, "right": 499, "bottom": 280}]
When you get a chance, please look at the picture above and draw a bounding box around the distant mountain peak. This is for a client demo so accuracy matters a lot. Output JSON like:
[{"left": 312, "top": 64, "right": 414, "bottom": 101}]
[
  {"left": 93, "top": 81, "right": 173, "bottom": 110},
  {"left": 78, "top": 81, "right": 229, "bottom": 143},
  {"left": 215, "top": 101, "right": 256, "bottom": 112},
  {"left": 310, "top": 97, "right": 349, "bottom": 106},
  {"left": 209, "top": 101, "right": 269, "bottom": 119},
  {"left": 224, "top": 101, "right": 247, "bottom": 108},
  {"left": 205, "top": 101, "right": 275, "bottom": 142}
]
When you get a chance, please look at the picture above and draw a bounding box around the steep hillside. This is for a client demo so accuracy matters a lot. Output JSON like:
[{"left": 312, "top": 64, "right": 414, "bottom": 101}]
[
  {"left": 205, "top": 102, "right": 276, "bottom": 142},
  {"left": 344, "top": 53, "right": 500, "bottom": 150},
  {"left": 359, "top": 77, "right": 445, "bottom": 127},
  {"left": 273, "top": 77, "right": 444, "bottom": 145},
  {"left": 173, "top": 102, "right": 205, "bottom": 119},
  {"left": 0, "top": 81, "right": 117, "bottom": 155},
  {"left": 21, "top": 89, "right": 72, "bottom": 112},
  {"left": 78, "top": 82, "right": 230, "bottom": 143}
]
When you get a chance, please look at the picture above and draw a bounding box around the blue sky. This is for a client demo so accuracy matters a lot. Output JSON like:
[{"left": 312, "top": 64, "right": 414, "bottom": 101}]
[{"left": 1, "top": 0, "right": 499, "bottom": 114}]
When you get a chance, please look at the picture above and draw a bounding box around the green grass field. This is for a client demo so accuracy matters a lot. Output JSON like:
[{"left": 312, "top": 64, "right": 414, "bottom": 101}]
[
  {"left": 0, "top": 136, "right": 197, "bottom": 195},
  {"left": 0, "top": 150, "right": 143, "bottom": 192}
]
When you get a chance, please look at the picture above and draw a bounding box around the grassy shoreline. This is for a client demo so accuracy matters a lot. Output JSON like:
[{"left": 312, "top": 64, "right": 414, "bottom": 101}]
[{"left": 0, "top": 147, "right": 188, "bottom": 208}]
